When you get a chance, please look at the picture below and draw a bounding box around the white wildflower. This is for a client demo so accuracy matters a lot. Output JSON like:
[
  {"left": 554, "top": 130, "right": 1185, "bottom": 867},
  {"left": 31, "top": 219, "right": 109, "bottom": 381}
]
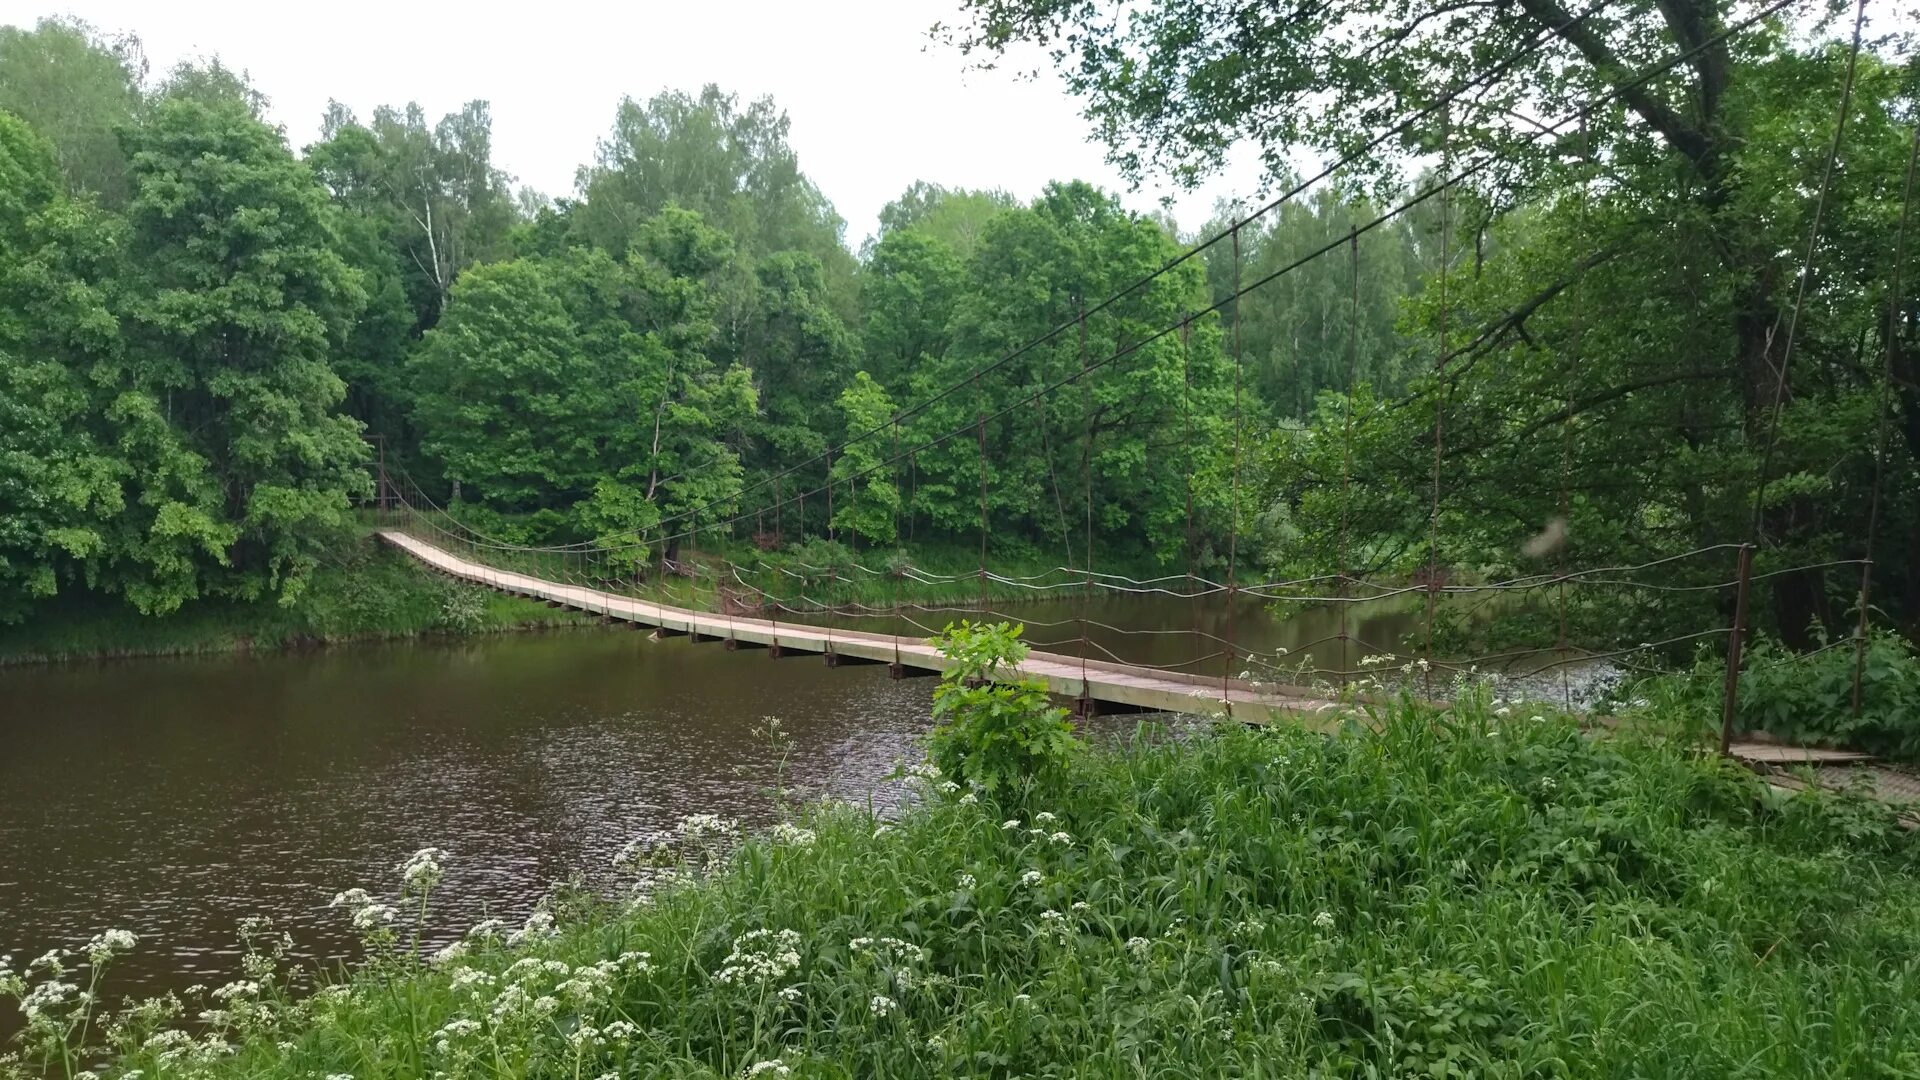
[
  {"left": 1126, "top": 937, "right": 1151, "bottom": 955},
  {"left": 398, "top": 847, "right": 448, "bottom": 895},
  {"left": 770, "top": 822, "right": 816, "bottom": 847},
  {"left": 1313, "top": 911, "right": 1336, "bottom": 931},
  {"left": 956, "top": 872, "right": 977, "bottom": 890},
  {"left": 676, "top": 814, "right": 740, "bottom": 842},
  {"left": 209, "top": 980, "right": 260, "bottom": 1001},
  {"left": 1020, "top": 869, "right": 1044, "bottom": 887},
  {"left": 449, "top": 967, "right": 493, "bottom": 990},
  {"left": 958, "top": 792, "right": 978, "bottom": 805},
  {"left": 869, "top": 994, "right": 896, "bottom": 1017},
  {"left": 352, "top": 904, "right": 398, "bottom": 930},
  {"left": 466, "top": 918, "right": 506, "bottom": 940},
  {"left": 849, "top": 936, "right": 929, "bottom": 963},
  {"left": 504, "top": 911, "right": 556, "bottom": 946},
  {"left": 431, "top": 941, "right": 468, "bottom": 966},
  {"left": 85, "top": 929, "right": 137, "bottom": 964},
  {"left": 1033, "top": 811, "right": 1058, "bottom": 824},
  {"left": 1001, "top": 819, "right": 1022, "bottom": 830},
  {"left": 744, "top": 1061, "right": 791, "bottom": 1078},
  {"left": 715, "top": 928, "right": 802, "bottom": 985},
  {"left": 1048, "top": 831, "right": 1072, "bottom": 846}
]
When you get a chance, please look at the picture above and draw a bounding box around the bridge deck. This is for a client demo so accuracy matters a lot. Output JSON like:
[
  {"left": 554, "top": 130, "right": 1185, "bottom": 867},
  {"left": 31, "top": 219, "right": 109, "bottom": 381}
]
[{"left": 379, "top": 531, "right": 1337, "bottom": 723}]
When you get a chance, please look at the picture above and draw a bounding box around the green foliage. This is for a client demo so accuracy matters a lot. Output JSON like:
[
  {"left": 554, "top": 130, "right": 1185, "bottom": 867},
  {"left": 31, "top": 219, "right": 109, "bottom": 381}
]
[
  {"left": 829, "top": 372, "right": 901, "bottom": 545},
  {"left": 409, "top": 214, "right": 757, "bottom": 539},
  {"left": 881, "top": 181, "right": 1242, "bottom": 567},
  {"left": 1645, "top": 631, "right": 1920, "bottom": 760},
  {"left": 0, "top": 16, "right": 144, "bottom": 204},
  {"left": 925, "top": 621, "right": 1078, "bottom": 796},
  {"left": 946, "top": 1, "right": 1920, "bottom": 652},
  {"left": 14, "top": 701, "right": 1920, "bottom": 1076},
  {"left": 118, "top": 87, "right": 369, "bottom": 611},
  {"left": 0, "top": 533, "right": 577, "bottom": 662}
]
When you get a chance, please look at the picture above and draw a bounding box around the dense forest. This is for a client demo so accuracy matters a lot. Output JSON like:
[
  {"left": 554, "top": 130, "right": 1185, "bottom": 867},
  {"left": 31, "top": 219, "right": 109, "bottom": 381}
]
[{"left": 1, "top": 4, "right": 1914, "bottom": 654}]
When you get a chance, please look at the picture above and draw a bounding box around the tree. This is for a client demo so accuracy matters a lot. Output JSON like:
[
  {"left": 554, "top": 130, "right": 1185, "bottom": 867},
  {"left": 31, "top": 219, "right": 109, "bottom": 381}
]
[
  {"left": 116, "top": 80, "right": 369, "bottom": 610},
  {"left": 577, "top": 85, "right": 848, "bottom": 265},
  {"left": 871, "top": 181, "right": 1017, "bottom": 258},
  {"left": 1200, "top": 188, "right": 1429, "bottom": 418},
  {"left": 860, "top": 229, "right": 967, "bottom": 394},
  {"left": 0, "top": 111, "right": 128, "bottom": 620},
  {"left": 0, "top": 17, "right": 145, "bottom": 204},
  {"left": 895, "top": 181, "right": 1238, "bottom": 566},
  {"left": 309, "top": 99, "right": 518, "bottom": 328},
  {"left": 830, "top": 372, "right": 902, "bottom": 545},
  {"left": 408, "top": 209, "right": 757, "bottom": 552},
  {"left": 947, "top": 0, "right": 1920, "bottom": 645}
]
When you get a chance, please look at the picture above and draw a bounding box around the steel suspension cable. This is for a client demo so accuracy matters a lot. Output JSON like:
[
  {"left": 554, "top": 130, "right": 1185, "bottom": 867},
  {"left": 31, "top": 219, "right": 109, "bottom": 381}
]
[
  {"left": 1225, "top": 221, "right": 1244, "bottom": 706},
  {"left": 1748, "top": 0, "right": 1867, "bottom": 540},
  {"left": 1854, "top": 117, "right": 1918, "bottom": 712},
  {"left": 1424, "top": 101, "right": 1453, "bottom": 700},
  {"left": 464, "top": 4, "right": 1610, "bottom": 558},
  {"left": 404, "top": 0, "right": 1800, "bottom": 570},
  {"left": 1340, "top": 225, "right": 1361, "bottom": 694}
]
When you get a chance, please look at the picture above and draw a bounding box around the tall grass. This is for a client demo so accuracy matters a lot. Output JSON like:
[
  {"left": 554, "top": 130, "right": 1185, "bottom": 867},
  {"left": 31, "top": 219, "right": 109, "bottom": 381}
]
[{"left": 10, "top": 683, "right": 1919, "bottom": 1078}]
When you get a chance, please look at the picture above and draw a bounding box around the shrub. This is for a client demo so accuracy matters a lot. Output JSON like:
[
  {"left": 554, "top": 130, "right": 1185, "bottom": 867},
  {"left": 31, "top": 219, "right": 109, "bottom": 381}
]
[
  {"left": 924, "top": 621, "right": 1079, "bottom": 797},
  {"left": 1636, "top": 630, "right": 1920, "bottom": 759}
]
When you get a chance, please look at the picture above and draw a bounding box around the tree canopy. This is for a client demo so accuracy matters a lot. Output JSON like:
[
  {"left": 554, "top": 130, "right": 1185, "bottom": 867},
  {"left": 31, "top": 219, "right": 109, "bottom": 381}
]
[{"left": 0, "top": 6, "right": 1912, "bottom": 659}]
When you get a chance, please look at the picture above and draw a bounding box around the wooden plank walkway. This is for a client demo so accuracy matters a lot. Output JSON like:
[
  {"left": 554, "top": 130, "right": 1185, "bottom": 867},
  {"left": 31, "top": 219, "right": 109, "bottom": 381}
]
[{"left": 379, "top": 531, "right": 1338, "bottom": 723}]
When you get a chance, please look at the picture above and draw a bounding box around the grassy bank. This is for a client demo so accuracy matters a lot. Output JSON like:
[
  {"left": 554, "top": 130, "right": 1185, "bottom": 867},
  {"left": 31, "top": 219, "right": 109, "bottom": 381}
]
[
  {"left": 13, "top": 683, "right": 1920, "bottom": 1077},
  {"left": 0, "top": 534, "right": 592, "bottom": 665}
]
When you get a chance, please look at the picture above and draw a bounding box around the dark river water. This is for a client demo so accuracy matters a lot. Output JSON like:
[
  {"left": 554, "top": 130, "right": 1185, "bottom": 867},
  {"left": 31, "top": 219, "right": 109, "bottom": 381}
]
[{"left": 0, "top": 593, "right": 1436, "bottom": 1011}]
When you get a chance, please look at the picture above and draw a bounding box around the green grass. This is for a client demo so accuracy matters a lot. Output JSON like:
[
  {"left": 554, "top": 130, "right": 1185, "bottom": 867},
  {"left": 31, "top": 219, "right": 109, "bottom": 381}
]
[
  {"left": 0, "top": 533, "right": 593, "bottom": 665},
  {"left": 22, "top": 692, "right": 1920, "bottom": 1078}
]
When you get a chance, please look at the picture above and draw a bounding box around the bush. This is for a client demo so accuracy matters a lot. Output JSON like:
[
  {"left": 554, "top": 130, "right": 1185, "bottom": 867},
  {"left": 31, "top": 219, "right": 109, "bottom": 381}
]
[
  {"left": 924, "top": 621, "right": 1079, "bottom": 798},
  {"left": 1637, "top": 629, "right": 1920, "bottom": 759}
]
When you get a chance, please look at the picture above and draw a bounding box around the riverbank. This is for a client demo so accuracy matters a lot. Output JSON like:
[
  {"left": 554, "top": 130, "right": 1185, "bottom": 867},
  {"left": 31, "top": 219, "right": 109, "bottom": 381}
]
[
  {"left": 0, "top": 534, "right": 593, "bottom": 666},
  {"left": 23, "top": 694, "right": 1920, "bottom": 1078}
]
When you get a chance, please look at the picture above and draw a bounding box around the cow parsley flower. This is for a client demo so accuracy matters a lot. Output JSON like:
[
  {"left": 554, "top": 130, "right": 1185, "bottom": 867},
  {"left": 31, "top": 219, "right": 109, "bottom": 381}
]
[
  {"left": 770, "top": 823, "right": 816, "bottom": 847},
  {"left": 399, "top": 847, "right": 448, "bottom": 895},
  {"left": 85, "top": 929, "right": 137, "bottom": 964}
]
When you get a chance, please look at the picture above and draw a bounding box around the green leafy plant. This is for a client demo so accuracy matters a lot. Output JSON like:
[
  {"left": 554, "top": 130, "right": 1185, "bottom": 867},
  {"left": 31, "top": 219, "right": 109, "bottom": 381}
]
[
  {"left": 1632, "top": 630, "right": 1920, "bottom": 760},
  {"left": 924, "top": 621, "right": 1078, "bottom": 797}
]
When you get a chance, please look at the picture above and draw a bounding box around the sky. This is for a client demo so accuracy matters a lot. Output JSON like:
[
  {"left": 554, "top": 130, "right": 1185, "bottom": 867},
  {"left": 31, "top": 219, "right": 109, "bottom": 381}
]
[{"left": 0, "top": 0, "right": 1270, "bottom": 246}]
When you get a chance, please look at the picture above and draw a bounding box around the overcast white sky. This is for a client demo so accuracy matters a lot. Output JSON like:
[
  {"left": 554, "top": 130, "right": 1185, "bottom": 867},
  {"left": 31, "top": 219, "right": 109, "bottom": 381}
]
[{"left": 0, "top": 0, "right": 1270, "bottom": 246}]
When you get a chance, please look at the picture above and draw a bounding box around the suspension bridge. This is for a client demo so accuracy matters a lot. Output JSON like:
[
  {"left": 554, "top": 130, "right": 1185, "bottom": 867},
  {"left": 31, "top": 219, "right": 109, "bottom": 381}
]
[
  {"left": 361, "top": 0, "right": 1909, "bottom": 777},
  {"left": 378, "top": 529, "right": 1339, "bottom": 723}
]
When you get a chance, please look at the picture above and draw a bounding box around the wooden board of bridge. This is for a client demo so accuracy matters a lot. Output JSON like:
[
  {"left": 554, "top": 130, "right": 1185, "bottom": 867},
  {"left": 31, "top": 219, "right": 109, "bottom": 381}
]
[{"left": 379, "top": 530, "right": 1340, "bottom": 724}]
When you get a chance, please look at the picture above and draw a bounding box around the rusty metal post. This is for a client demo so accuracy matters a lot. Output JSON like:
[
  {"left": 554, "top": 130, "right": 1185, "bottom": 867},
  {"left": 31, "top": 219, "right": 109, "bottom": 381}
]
[{"left": 1719, "top": 543, "right": 1755, "bottom": 756}]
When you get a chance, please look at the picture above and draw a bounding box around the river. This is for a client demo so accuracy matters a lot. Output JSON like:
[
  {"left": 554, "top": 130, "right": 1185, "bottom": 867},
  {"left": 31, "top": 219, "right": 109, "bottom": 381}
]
[{"left": 0, "top": 591, "right": 1469, "bottom": 1010}]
